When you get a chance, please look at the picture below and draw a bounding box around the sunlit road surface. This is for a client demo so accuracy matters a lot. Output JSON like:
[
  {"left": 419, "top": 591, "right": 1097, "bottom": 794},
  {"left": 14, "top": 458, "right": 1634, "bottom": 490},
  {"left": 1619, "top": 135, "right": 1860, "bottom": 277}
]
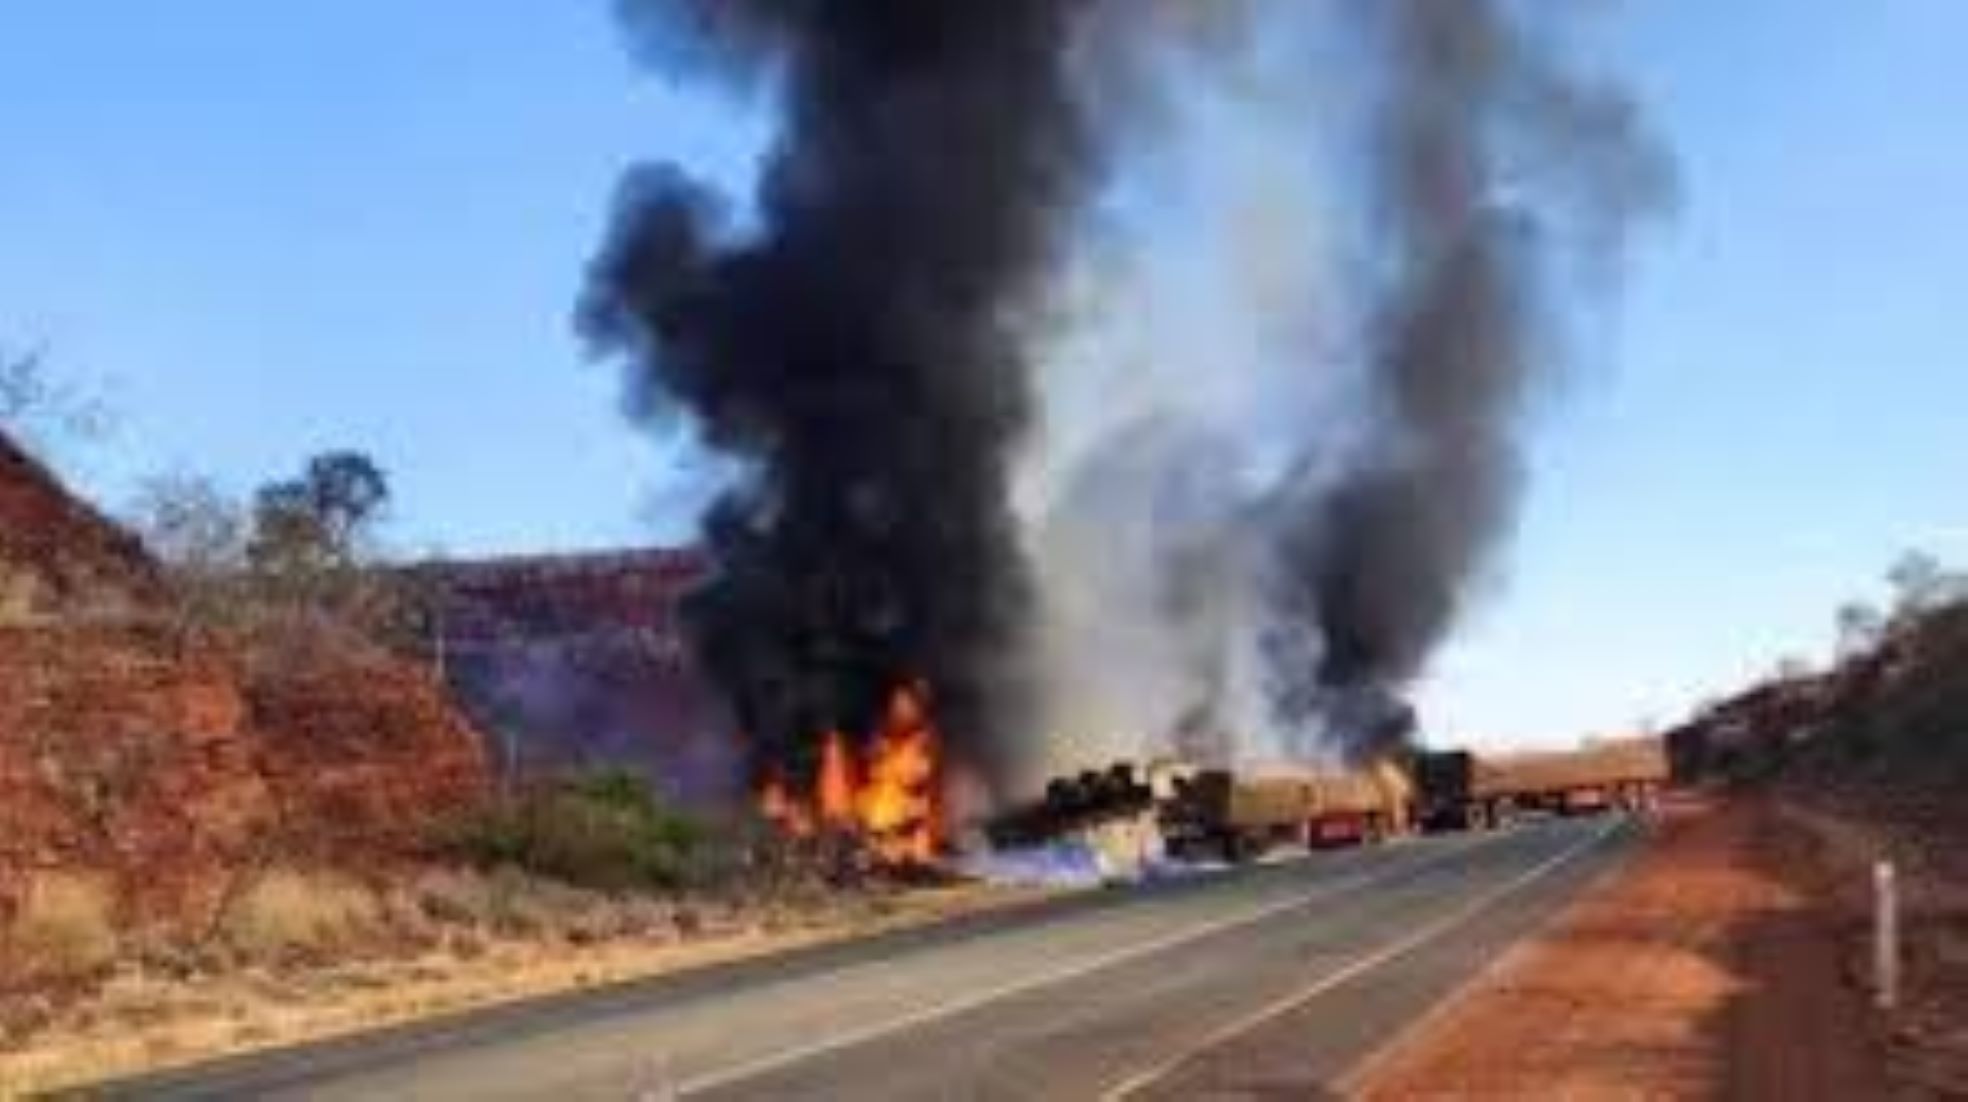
[{"left": 98, "top": 816, "right": 1635, "bottom": 1100}]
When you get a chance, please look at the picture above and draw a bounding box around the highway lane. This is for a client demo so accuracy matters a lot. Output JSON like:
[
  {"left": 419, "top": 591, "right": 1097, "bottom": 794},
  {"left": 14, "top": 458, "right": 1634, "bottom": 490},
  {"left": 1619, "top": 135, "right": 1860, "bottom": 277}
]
[{"left": 97, "top": 816, "right": 1635, "bottom": 1100}]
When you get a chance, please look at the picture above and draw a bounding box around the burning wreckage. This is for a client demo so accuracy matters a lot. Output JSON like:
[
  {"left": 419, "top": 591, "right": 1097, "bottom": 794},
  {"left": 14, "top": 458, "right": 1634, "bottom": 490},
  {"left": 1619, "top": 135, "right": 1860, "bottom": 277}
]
[
  {"left": 417, "top": 545, "right": 1664, "bottom": 880},
  {"left": 755, "top": 682, "right": 946, "bottom": 867}
]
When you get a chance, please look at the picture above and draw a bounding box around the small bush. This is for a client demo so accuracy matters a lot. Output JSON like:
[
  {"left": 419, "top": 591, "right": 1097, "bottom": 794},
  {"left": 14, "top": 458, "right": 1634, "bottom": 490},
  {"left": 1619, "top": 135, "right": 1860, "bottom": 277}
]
[
  {"left": 221, "top": 869, "right": 379, "bottom": 960},
  {"left": 410, "top": 867, "right": 496, "bottom": 927},
  {"left": 442, "top": 769, "right": 708, "bottom": 893},
  {"left": 4, "top": 873, "right": 118, "bottom": 984}
]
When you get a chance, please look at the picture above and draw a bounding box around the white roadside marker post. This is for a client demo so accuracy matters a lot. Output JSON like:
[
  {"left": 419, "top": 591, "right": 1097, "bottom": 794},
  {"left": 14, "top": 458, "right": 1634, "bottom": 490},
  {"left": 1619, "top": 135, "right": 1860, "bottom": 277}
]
[{"left": 1874, "top": 859, "right": 1900, "bottom": 1011}]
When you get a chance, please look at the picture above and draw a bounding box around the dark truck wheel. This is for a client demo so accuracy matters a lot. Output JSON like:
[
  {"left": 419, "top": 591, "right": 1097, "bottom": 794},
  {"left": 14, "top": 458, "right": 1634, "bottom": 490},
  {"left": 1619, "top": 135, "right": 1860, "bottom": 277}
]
[{"left": 1219, "top": 832, "right": 1248, "bottom": 864}]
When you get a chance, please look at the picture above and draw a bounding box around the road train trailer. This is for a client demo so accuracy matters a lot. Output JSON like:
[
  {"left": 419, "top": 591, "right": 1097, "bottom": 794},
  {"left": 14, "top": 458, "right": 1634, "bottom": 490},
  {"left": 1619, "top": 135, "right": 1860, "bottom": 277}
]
[
  {"left": 982, "top": 736, "right": 1667, "bottom": 865},
  {"left": 1157, "top": 760, "right": 1414, "bottom": 862},
  {"left": 1410, "top": 738, "right": 1668, "bottom": 833}
]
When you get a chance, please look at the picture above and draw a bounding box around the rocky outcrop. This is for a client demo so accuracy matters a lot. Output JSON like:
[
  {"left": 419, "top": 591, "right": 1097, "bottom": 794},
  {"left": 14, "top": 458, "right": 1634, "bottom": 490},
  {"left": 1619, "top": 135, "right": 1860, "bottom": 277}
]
[
  {"left": 248, "top": 644, "right": 489, "bottom": 865},
  {"left": 0, "top": 434, "right": 160, "bottom": 620},
  {"left": 0, "top": 429, "right": 490, "bottom": 954},
  {"left": 0, "top": 623, "right": 269, "bottom": 931}
]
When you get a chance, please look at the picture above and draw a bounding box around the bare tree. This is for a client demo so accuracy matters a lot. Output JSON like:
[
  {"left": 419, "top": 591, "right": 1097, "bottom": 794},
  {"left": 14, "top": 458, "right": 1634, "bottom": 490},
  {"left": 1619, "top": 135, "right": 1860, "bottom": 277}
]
[
  {"left": 0, "top": 346, "right": 52, "bottom": 427},
  {"left": 129, "top": 474, "right": 247, "bottom": 572},
  {"left": 129, "top": 451, "right": 430, "bottom": 656},
  {"left": 126, "top": 474, "right": 257, "bottom": 632},
  {"left": 1881, "top": 547, "right": 1960, "bottom": 625},
  {"left": 0, "top": 346, "right": 110, "bottom": 458},
  {"left": 1835, "top": 600, "right": 1886, "bottom": 661}
]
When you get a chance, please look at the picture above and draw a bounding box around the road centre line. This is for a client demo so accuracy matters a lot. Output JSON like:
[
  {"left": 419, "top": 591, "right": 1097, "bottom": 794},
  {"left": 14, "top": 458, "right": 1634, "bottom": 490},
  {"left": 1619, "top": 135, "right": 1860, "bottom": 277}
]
[{"left": 1098, "top": 816, "right": 1623, "bottom": 1100}]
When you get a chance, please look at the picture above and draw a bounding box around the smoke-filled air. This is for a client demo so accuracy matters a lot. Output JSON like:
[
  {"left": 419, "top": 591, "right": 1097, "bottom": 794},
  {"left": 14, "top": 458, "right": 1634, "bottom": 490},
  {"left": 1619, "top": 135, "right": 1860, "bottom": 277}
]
[{"left": 583, "top": 0, "right": 1673, "bottom": 796}]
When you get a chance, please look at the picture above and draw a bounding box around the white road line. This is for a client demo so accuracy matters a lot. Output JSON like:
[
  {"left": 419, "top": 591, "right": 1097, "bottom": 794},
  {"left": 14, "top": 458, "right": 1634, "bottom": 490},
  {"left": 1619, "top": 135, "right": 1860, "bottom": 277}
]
[
  {"left": 673, "top": 832, "right": 1498, "bottom": 1097},
  {"left": 1098, "top": 816, "right": 1623, "bottom": 1101}
]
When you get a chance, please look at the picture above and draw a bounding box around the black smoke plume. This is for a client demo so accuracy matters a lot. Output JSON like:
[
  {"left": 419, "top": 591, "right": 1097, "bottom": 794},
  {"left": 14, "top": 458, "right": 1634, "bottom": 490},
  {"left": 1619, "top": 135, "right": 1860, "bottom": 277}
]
[
  {"left": 1263, "top": 0, "right": 1672, "bottom": 759},
  {"left": 580, "top": 2, "right": 1096, "bottom": 790}
]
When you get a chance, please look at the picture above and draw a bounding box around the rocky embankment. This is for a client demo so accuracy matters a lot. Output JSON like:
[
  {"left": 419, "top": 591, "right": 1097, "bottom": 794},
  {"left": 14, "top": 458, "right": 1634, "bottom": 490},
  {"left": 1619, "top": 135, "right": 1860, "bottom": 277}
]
[{"left": 0, "top": 431, "right": 488, "bottom": 982}]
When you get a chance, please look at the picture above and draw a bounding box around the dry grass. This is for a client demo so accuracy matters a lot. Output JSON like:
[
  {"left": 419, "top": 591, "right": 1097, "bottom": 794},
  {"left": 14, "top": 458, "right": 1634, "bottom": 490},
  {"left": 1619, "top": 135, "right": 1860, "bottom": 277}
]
[
  {"left": 3, "top": 872, "right": 118, "bottom": 985},
  {"left": 0, "top": 874, "right": 1055, "bottom": 1097},
  {"left": 218, "top": 869, "right": 380, "bottom": 961}
]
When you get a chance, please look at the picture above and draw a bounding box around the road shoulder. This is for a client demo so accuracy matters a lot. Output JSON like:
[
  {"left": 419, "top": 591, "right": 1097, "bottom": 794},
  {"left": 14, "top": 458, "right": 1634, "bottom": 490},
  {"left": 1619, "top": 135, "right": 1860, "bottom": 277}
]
[{"left": 1351, "top": 795, "right": 1886, "bottom": 1099}]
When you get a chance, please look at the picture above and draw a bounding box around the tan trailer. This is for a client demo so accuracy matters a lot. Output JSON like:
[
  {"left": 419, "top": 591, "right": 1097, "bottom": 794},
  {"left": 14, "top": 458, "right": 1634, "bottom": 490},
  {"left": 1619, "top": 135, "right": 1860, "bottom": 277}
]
[
  {"left": 1413, "top": 736, "right": 1668, "bottom": 832},
  {"left": 1476, "top": 737, "right": 1668, "bottom": 818},
  {"left": 1166, "top": 761, "right": 1410, "bottom": 860}
]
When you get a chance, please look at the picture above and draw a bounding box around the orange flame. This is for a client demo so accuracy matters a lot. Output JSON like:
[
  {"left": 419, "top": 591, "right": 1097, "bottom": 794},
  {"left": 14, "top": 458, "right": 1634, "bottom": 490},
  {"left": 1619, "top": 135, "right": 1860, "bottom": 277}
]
[
  {"left": 818, "top": 731, "right": 858, "bottom": 827},
  {"left": 754, "top": 683, "right": 944, "bottom": 865},
  {"left": 858, "top": 687, "right": 940, "bottom": 863},
  {"left": 758, "top": 773, "right": 813, "bottom": 837}
]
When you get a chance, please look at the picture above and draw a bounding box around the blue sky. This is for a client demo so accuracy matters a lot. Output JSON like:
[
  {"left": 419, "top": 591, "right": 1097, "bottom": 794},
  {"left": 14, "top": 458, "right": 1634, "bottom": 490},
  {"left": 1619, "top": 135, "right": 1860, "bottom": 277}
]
[{"left": 2, "top": 3, "right": 1963, "bottom": 748}]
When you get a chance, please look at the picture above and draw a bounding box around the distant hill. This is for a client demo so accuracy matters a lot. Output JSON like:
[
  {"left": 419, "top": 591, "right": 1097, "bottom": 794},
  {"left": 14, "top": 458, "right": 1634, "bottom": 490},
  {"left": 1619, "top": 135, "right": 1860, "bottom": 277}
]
[
  {"left": 1667, "top": 596, "right": 1968, "bottom": 786},
  {"left": 410, "top": 549, "right": 740, "bottom": 807}
]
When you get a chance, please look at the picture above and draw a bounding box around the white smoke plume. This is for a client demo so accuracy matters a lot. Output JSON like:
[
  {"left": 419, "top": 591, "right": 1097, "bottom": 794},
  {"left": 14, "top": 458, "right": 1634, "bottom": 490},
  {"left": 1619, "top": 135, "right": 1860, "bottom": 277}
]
[{"left": 1021, "top": 0, "right": 1671, "bottom": 775}]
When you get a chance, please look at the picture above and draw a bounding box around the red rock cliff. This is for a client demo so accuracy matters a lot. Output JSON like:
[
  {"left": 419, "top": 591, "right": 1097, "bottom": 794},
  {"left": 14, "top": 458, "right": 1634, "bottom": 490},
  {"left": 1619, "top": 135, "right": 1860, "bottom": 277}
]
[{"left": 0, "top": 431, "right": 488, "bottom": 944}]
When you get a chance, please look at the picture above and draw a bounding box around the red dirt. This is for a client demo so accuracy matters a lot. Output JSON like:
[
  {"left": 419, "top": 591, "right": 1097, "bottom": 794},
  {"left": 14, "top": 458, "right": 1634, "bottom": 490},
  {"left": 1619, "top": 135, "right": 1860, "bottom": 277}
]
[
  {"left": 247, "top": 646, "right": 489, "bottom": 866},
  {"left": 1356, "top": 795, "right": 1885, "bottom": 1100},
  {"left": 0, "top": 623, "right": 270, "bottom": 932},
  {"left": 1782, "top": 785, "right": 1968, "bottom": 1096}
]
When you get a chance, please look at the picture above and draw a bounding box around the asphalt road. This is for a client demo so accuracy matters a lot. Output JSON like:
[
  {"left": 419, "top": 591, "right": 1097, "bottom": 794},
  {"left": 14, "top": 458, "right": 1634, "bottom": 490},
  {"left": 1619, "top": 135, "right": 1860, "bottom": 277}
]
[{"left": 94, "top": 815, "right": 1636, "bottom": 1101}]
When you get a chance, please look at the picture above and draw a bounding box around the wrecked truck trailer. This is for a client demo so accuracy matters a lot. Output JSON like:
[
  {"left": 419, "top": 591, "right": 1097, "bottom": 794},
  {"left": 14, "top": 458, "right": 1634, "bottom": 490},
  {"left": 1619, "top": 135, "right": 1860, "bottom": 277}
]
[
  {"left": 975, "top": 762, "right": 1181, "bottom": 884},
  {"left": 987, "top": 756, "right": 1416, "bottom": 865},
  {"left": 982, "top": 762, "right": 1157, "bottom": 850}
]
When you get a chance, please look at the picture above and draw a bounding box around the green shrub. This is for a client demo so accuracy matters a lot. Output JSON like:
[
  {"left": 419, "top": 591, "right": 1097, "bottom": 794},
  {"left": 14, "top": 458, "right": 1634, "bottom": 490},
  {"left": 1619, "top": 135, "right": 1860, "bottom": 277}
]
[{"left": 442, "top": 769, "right": 708, "bottom": 893}]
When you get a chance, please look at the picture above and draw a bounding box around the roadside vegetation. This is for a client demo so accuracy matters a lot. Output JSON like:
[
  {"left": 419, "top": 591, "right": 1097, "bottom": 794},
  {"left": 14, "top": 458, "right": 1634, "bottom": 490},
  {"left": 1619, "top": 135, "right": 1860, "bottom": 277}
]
[
  {"left": 1668, "top": 550, "right": 1968, "bottom": 785},
  {"left": 1665, "top": 550, "right": 1968, "bottom": 1095},
  {"left": 0, "top": 356, "right": 890, "bottom": 1090},
  {"left": 0, "top": 355, "right": 1044, "bottom": 1097},
  {"left": 125, "top": 448, "right": 436, "bottom": 657},
  {"left": 444, "top": 768, "right": 706, "bottom": 891}
]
